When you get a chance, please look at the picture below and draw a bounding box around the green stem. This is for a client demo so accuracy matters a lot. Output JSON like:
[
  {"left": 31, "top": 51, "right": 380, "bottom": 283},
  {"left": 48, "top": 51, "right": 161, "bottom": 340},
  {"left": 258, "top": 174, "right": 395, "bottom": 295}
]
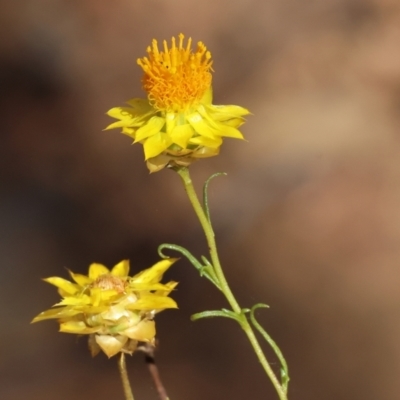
[
  {"left": 118, "top": 353, "right": 135, "bottom": 400},
  {"left": 175, "top": 167, "right": 287, "bottom": 400}
]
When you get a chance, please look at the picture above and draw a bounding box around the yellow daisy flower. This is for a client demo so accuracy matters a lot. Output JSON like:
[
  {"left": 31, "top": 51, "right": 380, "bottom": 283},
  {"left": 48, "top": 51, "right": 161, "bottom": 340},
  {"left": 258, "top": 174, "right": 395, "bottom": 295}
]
[
  {"left": 32, "top": 259, "right": 178, "bottom": 358},
  {"left": 105, "top": 33, "right": 250, "bottom": 172}
]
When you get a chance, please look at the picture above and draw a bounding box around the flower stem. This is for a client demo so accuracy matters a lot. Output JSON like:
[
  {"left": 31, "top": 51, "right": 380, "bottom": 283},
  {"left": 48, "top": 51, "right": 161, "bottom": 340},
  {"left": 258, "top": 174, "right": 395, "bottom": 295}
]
[
  {"left": 142, "top": 343, "right": 170, "bottom": 400},
  {"left": 175, "top": 167, "right": 288, "bottom": 400},
  {"left": 118, "top": 353, "right": 135, "bottom": 400}
]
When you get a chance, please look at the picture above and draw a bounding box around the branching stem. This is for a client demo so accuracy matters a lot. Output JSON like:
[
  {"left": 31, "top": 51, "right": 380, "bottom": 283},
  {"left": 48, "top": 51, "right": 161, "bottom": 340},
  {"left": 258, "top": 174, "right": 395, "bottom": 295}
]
[{"left": 175, "top": 167, "right": 288, "bottom": 400}]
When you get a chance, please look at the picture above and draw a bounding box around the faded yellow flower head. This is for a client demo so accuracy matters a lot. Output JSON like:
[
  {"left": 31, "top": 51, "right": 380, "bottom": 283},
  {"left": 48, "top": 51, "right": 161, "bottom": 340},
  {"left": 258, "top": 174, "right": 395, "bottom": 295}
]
[
  {"left": 32, "top": 259, "right": 178, "bottom": 358},
  {"left": 105, "top": 33, "right": 250, "bottom": 172}
]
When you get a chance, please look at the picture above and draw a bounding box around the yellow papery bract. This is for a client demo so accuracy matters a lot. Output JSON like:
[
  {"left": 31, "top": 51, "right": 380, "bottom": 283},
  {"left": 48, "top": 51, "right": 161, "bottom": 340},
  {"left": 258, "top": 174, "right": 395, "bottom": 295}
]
[
  {"left": 206, "top": 104, "right": 250, "bottom": 119},
  {"left": 105, "top": 119, "right": 135, "bottom": 131},
  {"left": 144, "top": 132, "right": 173, "bottom": 160},
  {"left": 125, "top": 98, "right": 153, "bottom": 113},
  {"left": 95, "top": 289, "right": 120, "bottom": 304},
  {"left": 111, "top": 260, "right": 130, "bottom": 277},
  {"left": 107, "top": 107, "right": 136, "bottom": 120},
  {"left": 135, "top": 116, "right": 165, "bottom": 142},
  {"left": 127, "top": 295, "right": 177, "bottom": 311},
  {"left": 155, "top": 281, "right": 179, "bottom": 297},
  {"left": 185, "top": 112, "right": 216, "bottom": 139},
  {"left": 130, "top": 258, "right": 177, "bottom": 284},
  {"left": 124, "top": 320, "right": 155, "bottom": 341},
  {"left": 189, "top": 135, "right": 223, "bottom": 149},
  {"left": 170, "top": 124, "right": 195, "bottom": 148},
  {"left": 102, "top": 306, "right": 139, "bottom": 324},
  {"left": 193, "top": 146, "right": 220, "bottom": 158},
  {"left": 60, "top": 320, "right": 100, "bottom": 334},
  {"left": 32, "top": 258, "right": 179, "bottom": 357},
  {"left": 32, "top": 306, "right": 81, "bottom": 322},
  {"left": 55, "top": 295, "right": 91, "bottom": 306},
  {"left": 95, "top": 334, "right": 128, "bottom": 358},
  {"left": 129, "top": 282, "right": 176, "bottom": 292},
  {"left": 88, "top": 263, "right": 110, "bottom": 280},
  {"left": 43, "top": 277, "right": 79, "bottom": 295},
  {"left": 68, "top": 270, "right": 92, "bottom": 287},
  {"left": 106, "top": 34, "right": 250, "bottom": 172},
  {"left": 121, "top": 127, "right": 137, "bottom": 136}
]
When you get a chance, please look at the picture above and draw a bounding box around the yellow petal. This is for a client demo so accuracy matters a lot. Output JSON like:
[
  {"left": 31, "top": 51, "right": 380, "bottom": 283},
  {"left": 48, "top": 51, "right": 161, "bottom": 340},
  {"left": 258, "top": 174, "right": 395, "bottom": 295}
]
[
  {"left": 68, "top": 270, "right": 92, "bottom": 287},
  {"left": 165, "top": 112, "right": 176, "bottom": 134},
  {"left": 121, "top": 127, "right": 137, "bottom": 136},
  {"left": 88, "top": 263, "right": 110, "bottom": 280},
  {"left": 111, "top": 260, "right": 130, "bottom": 277},
  {"left": 88, "top": 334, "right": 101, "bottom": 357},
  {"left": 104, "top": 119, "right": 133, "bottom": 131},
  {"left": 214, "top": 122, "right": 244, "bottom": 139},
  {"left": 131, "top": 259, "right": 178, "bottom": 284},
  {"left": 170, "top": 124, "right": 195, "bottom": 148},
  {"left": 135, "top": 116, "right": 165, "bottom": 142},
  {"left": 102, "top": 307, "right": 139, "bottom": 324},
  {"left": 31, "top": 306, "right": 80, "bottom": 323},
  {"left": 127, "top": 295, "right": 178, "bottom": 310},
  {"left": 200, "top": 87, "right": 213, "bottom": 105},
  {"left": 193, "top": 146, "right": 220, "bottom": 158},
  {"left": 76, "top": 305, "right": 108, "bottom": 314},
  {"left": 206, "top": 104, "right": 250, "bottom": 119},
  {"left": 143, "top": 132, "right": 173, "bottom": 160},
  {"left": 59, "top": 320, "right": 99, "bottom": 334},
  {"left": 221, "top": 117, "right": 245, "bottom": 129},
  {"left": 106, "top": 114, "right": 150, "bottom": 131},
  {"left": 128, "top": 282, "right": 176, "bottom": 292},
  {"left": 189, "top": 135, "right": 222, "bottom": 149},
  {"left": 106, "top": 101, "right": 153, "bottom": 123},
  {"left": 146, "top": 154, "right": 171, "bottom": 173},
  {"left": 124, "top": 320, "right": 155, "bottom": 341},
  {"left": 124, "top": 339, "right": 138, "bottom": 354},
  {"left": 90, "top": 287, "right": 119, "bottom": 306},
  {"left": 55, "top": 295, "right": 91, "bottom": 306},
  {"left": 125, "top": 98, "right": 153, "bottom": 113},
  {"left": 154, "top": 281, "right": 179, "bottom": 296},
  {"left": 198, "top": 106, "right": 244, "bottom": 139},
  {"left": 95, "top": 334, "right": 128, "bottom": 358},
  {"left": 43, "top": 277, "right": 79, "bottom": 296},
  {"left": 186, "top": 112, "right": 216, "bottom": 139},
  {"left": 106, "top": 106, "right": 135, "bottom": 121}
]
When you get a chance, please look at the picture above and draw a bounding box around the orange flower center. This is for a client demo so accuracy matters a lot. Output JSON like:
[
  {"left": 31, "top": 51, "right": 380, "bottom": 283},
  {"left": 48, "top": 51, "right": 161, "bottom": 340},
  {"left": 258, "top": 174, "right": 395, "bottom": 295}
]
[{"left": 137, "top": 33, "right": 213, "bottom": 112}]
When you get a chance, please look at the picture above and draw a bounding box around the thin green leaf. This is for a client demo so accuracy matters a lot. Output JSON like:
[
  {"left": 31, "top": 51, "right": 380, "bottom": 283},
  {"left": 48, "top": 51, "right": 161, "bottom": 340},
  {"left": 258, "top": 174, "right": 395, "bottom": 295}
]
[
  {"left": 250, "top": 304, "right": 290, "bottom": 392},
  {"left": 158, "top": 244, "right": 220, "bottom": 288},
  {"left": 202, "top": 172, "right": 227, "bottom": 222},
  {"left": 191, "top": 309, "right": 241, "bottom": 322},
  {"left": 200, "top": 255, "right": 221, "bottom": 289}
]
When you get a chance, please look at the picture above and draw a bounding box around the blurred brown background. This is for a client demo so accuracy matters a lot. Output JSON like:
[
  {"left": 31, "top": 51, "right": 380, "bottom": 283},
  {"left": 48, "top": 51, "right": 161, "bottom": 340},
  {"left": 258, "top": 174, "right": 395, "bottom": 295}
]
[{"left": 1, "top": 0, "right": 400, "bottom": 399}]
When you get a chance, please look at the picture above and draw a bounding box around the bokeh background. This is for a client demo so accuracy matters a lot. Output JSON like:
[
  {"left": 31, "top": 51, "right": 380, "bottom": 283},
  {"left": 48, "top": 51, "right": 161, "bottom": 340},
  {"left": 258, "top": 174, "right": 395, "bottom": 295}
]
[{"left": 1, "top": 0, "right": 400, "bottom": 399}]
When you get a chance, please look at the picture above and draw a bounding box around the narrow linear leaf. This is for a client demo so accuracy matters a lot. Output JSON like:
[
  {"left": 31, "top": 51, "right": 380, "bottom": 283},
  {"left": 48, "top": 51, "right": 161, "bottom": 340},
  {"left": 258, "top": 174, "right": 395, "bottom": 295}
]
[
  {"left": 200, "top": 255, "right": 221, "bottom": 290},
  {"left": 191, "top": 309, "right": 241, "bottom": 322},
  {"left": 158, "top": 244, "right": 220, "bottom": 288},
  {"left": 202, "top": 172, "right": 227, "bottom": 222},
  {"left": 250, "top": 304, "right": 290, "bottom": 392},
  {"left": 158, "top": 244, "right": 203, "bottom": 271}
]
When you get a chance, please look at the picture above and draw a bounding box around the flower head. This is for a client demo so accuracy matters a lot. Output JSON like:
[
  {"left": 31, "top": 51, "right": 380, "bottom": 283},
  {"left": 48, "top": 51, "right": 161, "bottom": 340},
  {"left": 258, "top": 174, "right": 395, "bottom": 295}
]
[
  {"left": 32, "top": 259, "right": 178, "bottom": 358},
  {"left": 105, "top": 34, "right": 250, "bottom": 172}
]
